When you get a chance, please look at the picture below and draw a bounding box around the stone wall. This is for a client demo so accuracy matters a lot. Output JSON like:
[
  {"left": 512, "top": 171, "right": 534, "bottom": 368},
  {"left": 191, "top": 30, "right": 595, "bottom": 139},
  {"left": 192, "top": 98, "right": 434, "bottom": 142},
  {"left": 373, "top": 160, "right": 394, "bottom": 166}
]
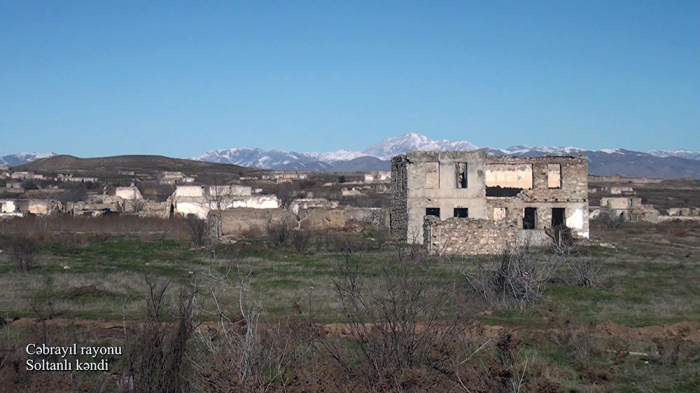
[
  {"left": 175, "top": 186, "right": 204, "bottom": 198},
  {"left": 214, "top": 205, "right": 389, "bottom": 239},
  {"left": 208, "top": 185, "right": 252, "bottom": 197},
  {"left": 390, "top": 155, "right": 409, "bottom": 240},
  {"left": 423, "top": 216, "right": 518, "bottom": 255},
  {"left": 667, "top": 207, "right": 700, "bottom": 216},
  {"left": 135, "top": 200, "right": 170, "bottom": 218},
  {"left": 345, "top": 207, "right": 390, "bottom": 228},
  {"left": 215, "top": 208, "right": 294, "bottom": 237}
]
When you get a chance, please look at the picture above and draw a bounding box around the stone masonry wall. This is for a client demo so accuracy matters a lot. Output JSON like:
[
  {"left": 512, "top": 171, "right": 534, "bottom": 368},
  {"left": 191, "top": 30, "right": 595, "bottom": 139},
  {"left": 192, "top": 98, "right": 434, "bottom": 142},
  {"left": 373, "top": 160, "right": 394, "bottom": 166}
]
[
  {"left": 390, "top": 155, "right": 408, "bottom": 240},
  {"left": 423, "top": 216, "right": 518, "bottom": 255}
]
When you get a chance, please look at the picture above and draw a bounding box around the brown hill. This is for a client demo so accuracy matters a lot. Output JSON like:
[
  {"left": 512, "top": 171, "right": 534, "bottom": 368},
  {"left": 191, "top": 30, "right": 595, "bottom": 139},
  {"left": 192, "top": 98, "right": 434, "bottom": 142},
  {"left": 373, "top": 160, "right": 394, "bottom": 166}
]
[{"left": 18, "top": 154, "right": 255, "bottom": 175}]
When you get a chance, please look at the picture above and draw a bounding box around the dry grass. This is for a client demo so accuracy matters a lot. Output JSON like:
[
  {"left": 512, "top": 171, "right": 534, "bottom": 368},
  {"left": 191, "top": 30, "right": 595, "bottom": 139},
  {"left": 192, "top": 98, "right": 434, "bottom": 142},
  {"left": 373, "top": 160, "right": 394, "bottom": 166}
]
[
  {"left": 0, "top": 215, "right": 191, "bottom": 241},
  {"left": 0, "top": 218, "right": 700, "bottom": 391}
]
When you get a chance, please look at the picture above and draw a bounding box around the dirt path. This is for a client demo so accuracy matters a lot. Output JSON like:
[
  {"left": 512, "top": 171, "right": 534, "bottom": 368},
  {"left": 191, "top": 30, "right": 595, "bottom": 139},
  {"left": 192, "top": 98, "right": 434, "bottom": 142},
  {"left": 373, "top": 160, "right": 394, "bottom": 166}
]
[{"left": 6, "top": 317, "right": 700, "bottom": 342}]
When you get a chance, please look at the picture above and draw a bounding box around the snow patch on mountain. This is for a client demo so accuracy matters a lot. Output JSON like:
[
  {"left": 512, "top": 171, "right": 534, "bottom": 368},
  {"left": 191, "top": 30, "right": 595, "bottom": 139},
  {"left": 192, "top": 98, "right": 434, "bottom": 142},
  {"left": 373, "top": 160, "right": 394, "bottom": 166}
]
[
  {"left": 648, "top": 149, "right": 700, "bottom": 161},
  {"left": 305, "top": 150, "right": 370, "bottom": 162},
  {"left": 0, "top": 152, "right": 55, "bottom": 166}
]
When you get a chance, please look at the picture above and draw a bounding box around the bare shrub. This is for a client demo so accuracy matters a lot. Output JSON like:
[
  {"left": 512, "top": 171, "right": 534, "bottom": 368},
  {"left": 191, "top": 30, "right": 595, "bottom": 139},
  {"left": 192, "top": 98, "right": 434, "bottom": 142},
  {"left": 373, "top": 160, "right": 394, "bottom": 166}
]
[
  {"left": 591, "top": 212, "right": 623, "bottom": 230},
  {"left": 144, "top": 276, "right": 169, "bottom": 322},
  {"left": 476, "top": 332, "right": 531, "bottom": 393},
  {"left": 365, "top": 228, "right": 390, "bottom": 251},
  {"left": 462, "top": 245, "right": 556, "bottom": 311},
  {"left": 312, "top": 249, "right": 470, "bottom": 390},
  {"left": 123, "top": 285, "right": 198, "bottom": 393},
  {"left": 190, "top": 264, "right": 306, "bottom": 392},
  {"left": 10, "top": 236, "right": 39, "bottom": 272},
  {"left": 651, "top": 335, "right": 700, "bottom": 366},
  {"left": 563, "top": 254, "right": 605, "bottom": 287},
  {"left": 34, "top": 216, "right": 49, "bottom": 233},
  {"left": 551, "top": 241, "right": 606, "bottom": 288},
  {"left": 185, "top": 215, "right": 208, "bottom": 248},
  {"left": 550, "top": 320, "right": 595, "bottom": 367},
  {"left": 291, "top": 229, "right": 313, "bottom": 255},
  {"left": 265, "top": 216, "right": 290, "bottom": 247}
]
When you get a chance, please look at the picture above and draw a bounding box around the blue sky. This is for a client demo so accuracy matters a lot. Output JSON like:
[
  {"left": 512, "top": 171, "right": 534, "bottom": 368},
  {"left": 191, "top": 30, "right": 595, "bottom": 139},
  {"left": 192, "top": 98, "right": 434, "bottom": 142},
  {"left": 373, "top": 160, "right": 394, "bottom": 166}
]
[{"left": 0, "top": 1, "right": 698, "bottom": 157}]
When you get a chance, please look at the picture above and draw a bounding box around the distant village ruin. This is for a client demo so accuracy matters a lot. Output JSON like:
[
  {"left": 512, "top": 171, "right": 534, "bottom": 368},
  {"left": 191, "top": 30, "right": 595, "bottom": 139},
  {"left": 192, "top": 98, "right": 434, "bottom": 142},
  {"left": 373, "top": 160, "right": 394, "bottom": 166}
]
[{"left": 1, "top": 153, "right": 699, "bottom": 254}]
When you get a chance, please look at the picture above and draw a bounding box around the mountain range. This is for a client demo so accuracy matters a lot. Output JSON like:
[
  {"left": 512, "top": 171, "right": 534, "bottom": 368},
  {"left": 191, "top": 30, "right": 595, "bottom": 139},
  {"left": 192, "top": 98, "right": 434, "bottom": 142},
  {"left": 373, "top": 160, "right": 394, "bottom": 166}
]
[
  {"left": 4, "top": 134, "right": 700, "bottom": 178},
  {"left": 191, "top": 133, "right": 700, "bottom": 179}
]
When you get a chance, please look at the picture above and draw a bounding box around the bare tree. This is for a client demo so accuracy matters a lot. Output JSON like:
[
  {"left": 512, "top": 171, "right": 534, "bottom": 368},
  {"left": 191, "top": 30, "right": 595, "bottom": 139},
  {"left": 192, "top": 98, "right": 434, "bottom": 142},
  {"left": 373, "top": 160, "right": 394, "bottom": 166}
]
[
  {"left": 275, "top": 183, "right": 295, "bottom": 210},
  {"left": 265, "top": 215, "right": 291, "bottom": 247},
  {"left": 209, "top": 176, "right": 237, "bottom": 212},
  {"left": 185, "top": 215, "right": 208, "bottom": 248},
  {"left": 291, "top": 229, "right": 313, "bottom": 255},
  {"left": 10, "top": 236, "right": 39, "bottom": 272}
]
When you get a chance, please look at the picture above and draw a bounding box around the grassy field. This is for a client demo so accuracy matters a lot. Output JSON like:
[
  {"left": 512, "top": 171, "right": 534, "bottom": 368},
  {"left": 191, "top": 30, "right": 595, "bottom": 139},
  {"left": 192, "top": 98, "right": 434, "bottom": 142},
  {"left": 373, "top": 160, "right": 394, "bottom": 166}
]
[{"left": 1, "top": 220, "right": 699, "bottom": 392}]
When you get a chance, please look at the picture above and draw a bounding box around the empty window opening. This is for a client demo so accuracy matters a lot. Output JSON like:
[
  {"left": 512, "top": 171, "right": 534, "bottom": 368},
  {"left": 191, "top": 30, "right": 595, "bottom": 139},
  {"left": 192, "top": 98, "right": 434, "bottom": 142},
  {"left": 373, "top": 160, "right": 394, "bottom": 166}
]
[
  {"left": 523, "top": 208, "right": 537, "bottom": 230},
  {"left": 486, "top": 186, "right": 523, "bottom": 197},
  {"left": 485, "top": 164, "right": 533, "bottom": 189},
  {"left": 547, "top": 164, "right": 561, "bottom": 188},
  {"left": 426, "top": 208, "right": 440, "bottom": 218},
  {"left": 551, "top": 208, "right": 565, "bottom": 228},
  {"left": 454, "top": 208, "right": 468, "bottom": 218},
  {"left": 455, "top": 163, "right": 468, "bottom": 188}
]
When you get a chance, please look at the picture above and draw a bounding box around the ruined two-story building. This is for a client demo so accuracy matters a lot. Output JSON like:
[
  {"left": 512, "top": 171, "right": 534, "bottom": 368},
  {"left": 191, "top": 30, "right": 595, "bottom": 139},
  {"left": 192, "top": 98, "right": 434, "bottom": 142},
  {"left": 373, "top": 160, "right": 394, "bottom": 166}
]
[{"left": 390, "top": 151, "right": 589, "bottom": 254}]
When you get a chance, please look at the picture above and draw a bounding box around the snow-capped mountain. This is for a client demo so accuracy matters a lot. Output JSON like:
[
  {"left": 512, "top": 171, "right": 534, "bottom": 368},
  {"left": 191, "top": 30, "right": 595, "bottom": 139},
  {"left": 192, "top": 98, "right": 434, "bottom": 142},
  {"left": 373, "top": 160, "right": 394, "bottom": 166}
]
[
  {"left": 193, "top": 133, "right": 700, "bottom": 178},
  {"left": 193, "top": 147, "right": 333, "bottom": 171},
  {"left": 0, "top": 152, "right": 55, "bottom": 166},
  {"left": 362, "top": 132, "right": 478, "bottom": 159},
  {"left": 487, "top": 145, "right": 587, "bottom": 156}
]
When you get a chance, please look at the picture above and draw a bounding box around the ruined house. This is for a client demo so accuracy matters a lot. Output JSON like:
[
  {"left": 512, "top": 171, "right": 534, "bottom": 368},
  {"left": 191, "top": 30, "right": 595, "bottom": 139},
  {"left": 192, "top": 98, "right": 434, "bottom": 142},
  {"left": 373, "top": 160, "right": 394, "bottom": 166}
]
[
  {"left": 58, "top": 174, "right": 99, "bottom": 183},
  {"left": 5, "top": 182, "right": 24, "bottom": 193},
  {"left": 390, "top": 151, "right": 589, "bottom": 254},
  {"left": 68, "top": 195, "right": 124, "bottom": 216},
  {"left": 27, "top": 200, "right": 62, "bottom": 216},
  {"left": 661, "top": 207, "right": 700, "bottom": 221},
  {"left": 172, "top": 185, "right": 279, "bottom": 219},
  {"left": 592, "top": 196, "right": 660, "bottom": 223},
  {"left": 0, "top": 200, "right": 22, "bottom": 218},
  {"left": 289, "top": 198, "right": 339, "bottom": 215},
  {"left": 159, "top": 171, "right": 196, "bottom": 185},
  {"left": 364, "top": 171, "right": 391, "bottom": 183},
  {"left": 11, "top": 171, "right": 35, "bottom": 180},
  {"left": 115, "top": 186, "right": 143, "bottom": 200}
]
